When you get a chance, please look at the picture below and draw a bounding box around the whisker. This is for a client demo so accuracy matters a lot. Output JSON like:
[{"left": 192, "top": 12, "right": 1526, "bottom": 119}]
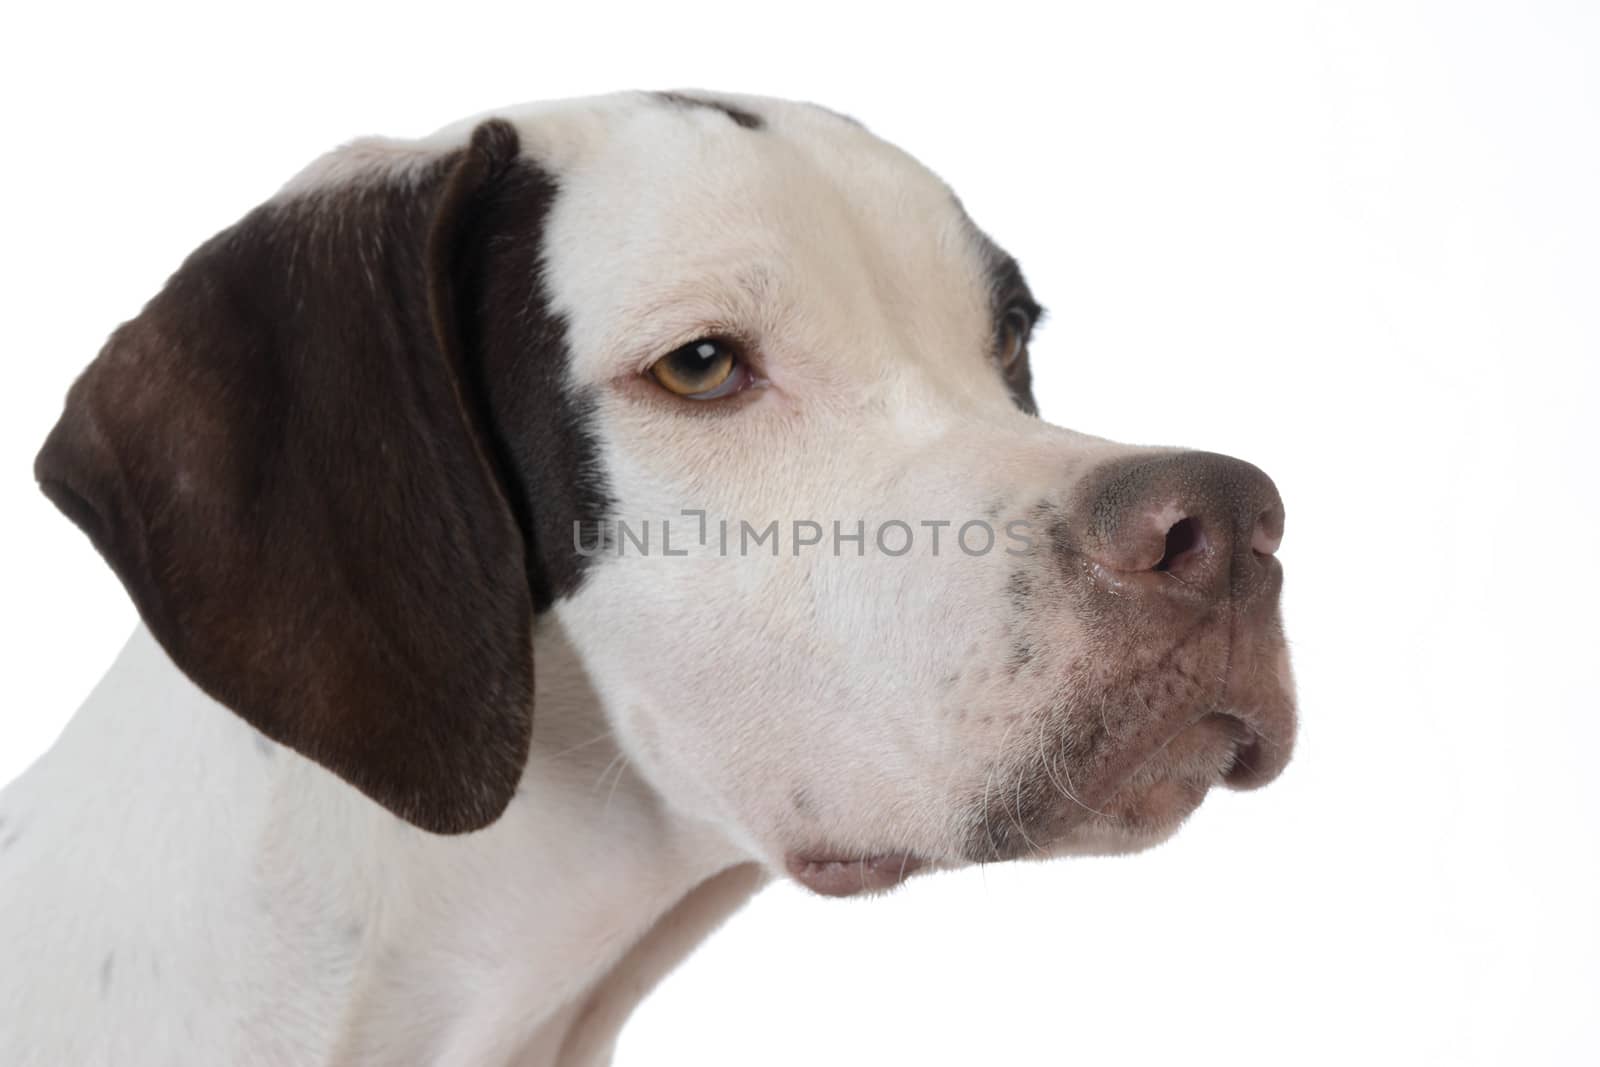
[
  {"left": 602, "top": 753, "right": 631, "bottom": 818},
  {"left": 591, "top": 751, "right": 626, "bottom": 794},
  {"left": 1159, "top": 569, "right": 1194, "bottom": 590},
  {"left": 1053, "top": 740, "right": 1112, "bottom": 819},
  {"left": 536, "top": 730, "right": 616, "bottom": 763},
  {"left": 1012, "top": 770, "right": 1042, "bottom": 855},
  {"left": 980, "top": 762, "right": 999, "bottom": 859},
  {"left": 990, "top": 717, "right": 1036, "bottom": 852}
]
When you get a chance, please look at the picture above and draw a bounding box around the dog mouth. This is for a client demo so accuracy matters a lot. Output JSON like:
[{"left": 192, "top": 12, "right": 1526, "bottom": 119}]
[
  {"left": 785, "top": 851, "right": 929, "bottom": 897},
  {"left": 781, "top": 630, "right": 1295, "bottom": 896},
  {"left": 961, "top": 632, "right": 1298, "bottom": 865},
  {"left": 782, "top": 693, "right": 1289, "bottom": 896},
  {"left": 1087, "top": 712, "right": 1255, "bottom": 836},
  {"left": 781, "top": 715, "right": 1246, "bottom": 897}
]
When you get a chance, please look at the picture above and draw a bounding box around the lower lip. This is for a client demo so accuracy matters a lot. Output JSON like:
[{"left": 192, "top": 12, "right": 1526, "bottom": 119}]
[{"left": 785, "top": 852, "right": 926, "bottom": 897}]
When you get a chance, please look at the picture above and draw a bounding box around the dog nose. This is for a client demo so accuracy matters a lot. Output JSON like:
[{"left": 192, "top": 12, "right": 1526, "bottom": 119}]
[{"left": 1071, "top": 451, "right": 1285, "bottom": 605}]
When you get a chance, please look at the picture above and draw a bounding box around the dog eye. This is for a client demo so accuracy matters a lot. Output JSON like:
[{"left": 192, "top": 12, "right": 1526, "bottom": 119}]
[
  {"left": 650, "top": 338, "right": 748, "bottom": 399},
  {"left": 999, "top": 307, "right": 1032, "bottom": 370}
]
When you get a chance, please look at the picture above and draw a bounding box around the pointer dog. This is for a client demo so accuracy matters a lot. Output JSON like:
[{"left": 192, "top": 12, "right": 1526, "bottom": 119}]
[{"left": 0, "top": 91, "right": 1296, "bottom": 1065}]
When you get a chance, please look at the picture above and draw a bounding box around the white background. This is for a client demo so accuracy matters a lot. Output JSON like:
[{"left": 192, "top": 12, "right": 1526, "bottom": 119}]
[{"left": 2, "top": 2, "right": 1596, "bottom": 1064}]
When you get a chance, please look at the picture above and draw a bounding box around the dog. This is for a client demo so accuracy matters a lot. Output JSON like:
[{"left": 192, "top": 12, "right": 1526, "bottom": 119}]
[{"left": 0, "top": 91, "right": 1296, "bottom": 1065}]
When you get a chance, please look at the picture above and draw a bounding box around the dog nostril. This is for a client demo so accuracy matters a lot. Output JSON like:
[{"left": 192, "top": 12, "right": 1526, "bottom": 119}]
[
  {"left": 1250, "top": 508, "right": 1284, "bottom": 557},
  {"left": 1153, "top": 516, "right": 1206, "bottom": 574}
]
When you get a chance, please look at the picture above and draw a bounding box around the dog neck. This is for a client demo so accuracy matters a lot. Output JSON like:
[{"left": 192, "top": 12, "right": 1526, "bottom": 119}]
[{"left": 4, "top": 623, "right": 760, "bottom": 1065}]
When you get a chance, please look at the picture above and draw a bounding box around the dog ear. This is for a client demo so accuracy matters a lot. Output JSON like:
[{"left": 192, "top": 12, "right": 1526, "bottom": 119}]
[{"left": 35, "top": 120, "right": 539, "bottom": 834}]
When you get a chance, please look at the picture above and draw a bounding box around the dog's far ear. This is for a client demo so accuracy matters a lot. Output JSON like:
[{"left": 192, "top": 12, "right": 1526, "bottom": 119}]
[{"left": 35, "top": 120, "right": 535, "bottom": 834}]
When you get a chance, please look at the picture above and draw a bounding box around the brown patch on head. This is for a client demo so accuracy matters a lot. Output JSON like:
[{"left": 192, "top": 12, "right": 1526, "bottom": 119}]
[
  {"left": 952, "top": 205, "right": 1043, "bottom": 415},
  {"left": 652, "top": 91, "right": 764, "bottom": 130},
  {"left": 34, "top": 119, "right": 608, "bottom": 833}
]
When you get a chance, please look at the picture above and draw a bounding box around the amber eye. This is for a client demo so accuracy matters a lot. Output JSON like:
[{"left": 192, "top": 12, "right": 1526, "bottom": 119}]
[
  {"left": 650, "top": 338, "right": 747, "bottom": 399},
  {"left": 998, "top": 307, "right": 1032, "bottom": 370}
]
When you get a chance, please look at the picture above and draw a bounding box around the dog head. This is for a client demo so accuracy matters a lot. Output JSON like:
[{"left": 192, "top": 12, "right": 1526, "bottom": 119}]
[{"left": 36, "top": 92, "right": 1295, "bottom": 892}]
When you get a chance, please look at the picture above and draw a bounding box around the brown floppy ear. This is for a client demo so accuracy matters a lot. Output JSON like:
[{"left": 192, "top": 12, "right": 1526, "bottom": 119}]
[{"left": 35, "top": 120, "right": 535, "bottom": 834}]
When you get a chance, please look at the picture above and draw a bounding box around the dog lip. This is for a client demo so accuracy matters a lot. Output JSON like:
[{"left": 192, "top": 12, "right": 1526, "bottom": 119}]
[{"left": 785, "top": 851, "right": 926, "bottom": 897}]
